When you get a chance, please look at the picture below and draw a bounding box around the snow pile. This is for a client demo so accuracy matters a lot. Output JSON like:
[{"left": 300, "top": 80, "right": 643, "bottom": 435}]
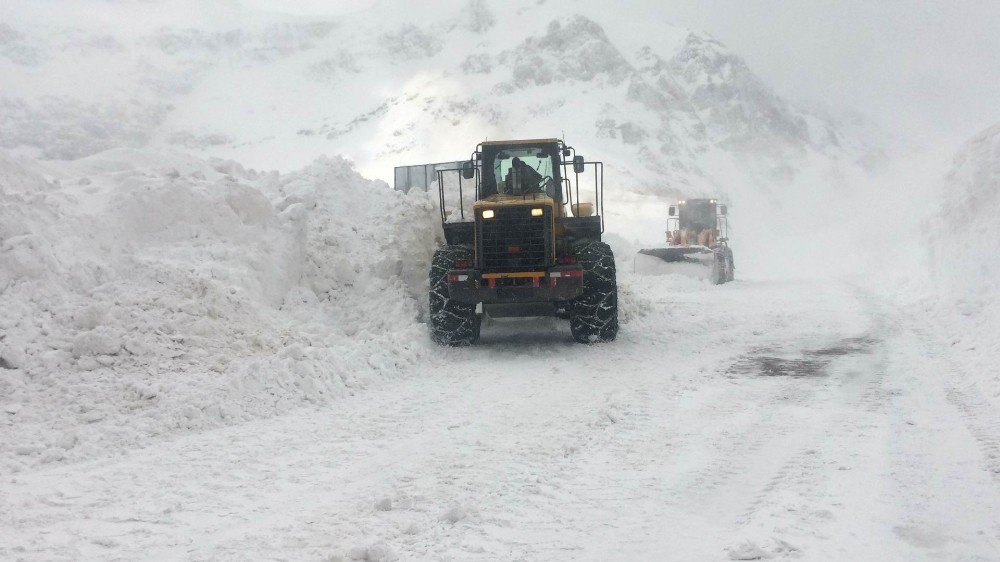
[
  {"left": 0, "top": 148, "right": 440, "bottom": 470},
  {"left": 927, "top": 122, "right": 1000, "bottom": 397}
]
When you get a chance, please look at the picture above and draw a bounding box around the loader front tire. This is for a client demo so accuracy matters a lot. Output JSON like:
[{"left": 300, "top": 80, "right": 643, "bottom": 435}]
[
  {"left": 570, "top": 242, "right": 619, "bottom": 343},
  {"left": 712, "top": 248, "right": 735, "bottom": 285},
  {"left": 429, "top": 246, "right": 480, "bottom": 346},
  {"left": 711, "top": 253, "right": 725, "bottom": 285}
]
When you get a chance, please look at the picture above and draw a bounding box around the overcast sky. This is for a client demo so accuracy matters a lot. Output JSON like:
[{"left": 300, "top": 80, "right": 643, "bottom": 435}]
[
  {"left": 244, "top": 0, "right": 1000, "bottom": 146},
  {"left": 647, "top": 0, "right": 1000, "bottom": 145}
]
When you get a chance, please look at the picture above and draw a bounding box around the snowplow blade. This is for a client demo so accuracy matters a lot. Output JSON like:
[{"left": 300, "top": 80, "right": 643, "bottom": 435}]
[
  {"left": 635, "top": 246, "right": 734, "bottom": 284},
  {"left": 634, "top": 247, "right": 715, "bottom": 278},
  {"left": 637, "top": 247, "right": 712, "bottom": 263}
]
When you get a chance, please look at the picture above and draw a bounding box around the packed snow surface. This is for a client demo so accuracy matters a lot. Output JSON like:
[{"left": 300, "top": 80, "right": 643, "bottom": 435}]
[{"left": 4, "top": 266, "right": 1000, "bottom": 560}]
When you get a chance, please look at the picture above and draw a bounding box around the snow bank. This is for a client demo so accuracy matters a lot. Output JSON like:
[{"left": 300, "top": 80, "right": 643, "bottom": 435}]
[
  {"left": 930, "top": 123, "right": 1000, "bottom": 303},
  {"left": 0, "top": 149, "right": 440, "bottom": 471},
  {"left": 927, "top": 123, "right": 1000, "bottom": 399}
]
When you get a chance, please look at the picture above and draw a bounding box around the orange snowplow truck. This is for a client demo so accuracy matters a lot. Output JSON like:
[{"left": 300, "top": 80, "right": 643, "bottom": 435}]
[{"left": 639, "top": 197, "right": 735, "bottom": 284}]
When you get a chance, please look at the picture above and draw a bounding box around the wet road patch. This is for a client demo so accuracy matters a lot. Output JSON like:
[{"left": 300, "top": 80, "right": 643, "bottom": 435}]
[
  {"left": 805, "top": 336, "right": 876, "bottom": 358},
  {"left": 728, "top": 336, "right": 878, "bottom": 378},
  {"left": 729, "top": 355, "right": 830, "bottom": 378}
]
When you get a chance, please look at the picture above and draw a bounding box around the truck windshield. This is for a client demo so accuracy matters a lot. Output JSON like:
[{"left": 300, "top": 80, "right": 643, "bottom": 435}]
[{"left": 492, "top": 148, "right": 555, "bottom": 196}]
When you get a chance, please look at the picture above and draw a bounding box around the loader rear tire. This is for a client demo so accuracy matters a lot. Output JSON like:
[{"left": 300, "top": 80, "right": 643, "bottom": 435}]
[
  {"left": 570, "top": 242, "right": 619, "bottom": 343},
  {"left": 429, "top": 246, "right": 480, "bottom": 346}
]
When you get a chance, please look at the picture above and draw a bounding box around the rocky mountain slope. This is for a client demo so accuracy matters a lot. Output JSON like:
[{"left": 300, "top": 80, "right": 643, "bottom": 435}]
[{"left": 1, "top": 0, "right": 879, "bottom": 196}]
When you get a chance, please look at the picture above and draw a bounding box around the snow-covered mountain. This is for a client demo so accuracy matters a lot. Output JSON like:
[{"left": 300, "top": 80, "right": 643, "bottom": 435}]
[
  {"left": 0, "top": 0, "right": 879, "bottom": 194},
  {"left": 1, "top": 0, "right": 892, "bottom": 278}
]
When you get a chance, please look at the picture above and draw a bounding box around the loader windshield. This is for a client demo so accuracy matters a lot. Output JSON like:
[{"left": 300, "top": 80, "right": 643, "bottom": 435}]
[
  {"left": 492, "top": 148, "right": 554, "bottom": 196},
  {"left": 679, "top": 201, "right": 717, "bottom": 231},
  {"left": 477, "top": 143, "right": 562, "bottom": 199}
]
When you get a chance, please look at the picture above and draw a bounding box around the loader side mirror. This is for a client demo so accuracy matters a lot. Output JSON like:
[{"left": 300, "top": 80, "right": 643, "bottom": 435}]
[
  {"left": 719, "top": 205, "right": 727, "bottom": 216},
  {"left": 461, "top": 160, "right": 475, "bottom": 179},
  {"left": 668, "top": 206, "right": 676, "bottom": 217},
  {"left": 573, "top": 155, "right": 585, "bottom": 174}
]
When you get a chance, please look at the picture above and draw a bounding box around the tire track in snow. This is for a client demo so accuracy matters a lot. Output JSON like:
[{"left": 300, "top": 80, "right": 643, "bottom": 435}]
[
  {"left": 724, "top": 295, "right": 896, "bottom": 554},
  {"left": 731, "top": 346, "right": 887, "bottom": 545},
  {"left": 675, "top": 334, "right": 857, "bottom": 508},
  {"left": 869, "top": 319, "right": 1000, "bottom": 559},
  {"left": 580, "top": 282, "right": 887, "bottom": 558},
  {"left": 2, "top": 280, "right": 899, "bottom": 561},
  {"left": 728, "top": 295, "right": 1000, "bottom": 560},
  {"left": 946, "top": 385, "right": 1000, "bottom": 480},
  {"left": 912, "top": 324, "right": 1000, "bottom": 485}
]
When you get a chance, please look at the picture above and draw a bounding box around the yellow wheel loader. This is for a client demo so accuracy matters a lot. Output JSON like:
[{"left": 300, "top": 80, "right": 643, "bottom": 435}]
[{"left": 417, "top": 138, "right": 618, "bottom": 345}]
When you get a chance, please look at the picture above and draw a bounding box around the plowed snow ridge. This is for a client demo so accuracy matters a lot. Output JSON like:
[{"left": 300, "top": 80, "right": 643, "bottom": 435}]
[{"left": 0, "top": 150, "right": 441, "bottom": 470}]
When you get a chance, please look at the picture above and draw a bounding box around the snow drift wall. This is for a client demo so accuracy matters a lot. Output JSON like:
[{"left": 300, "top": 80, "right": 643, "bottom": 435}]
[
  {"left": 927, "top": 123, "right": 1000, "bottom": 398},
  {"left": 0, "top": 149, "right": 440, "bottom": 471},
  {"left": 930, "top": 123, "right": 1000, "bottom": 303}
]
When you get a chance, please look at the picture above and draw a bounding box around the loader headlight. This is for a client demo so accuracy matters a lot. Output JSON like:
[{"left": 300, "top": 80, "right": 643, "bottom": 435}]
[
  {"left": 482, "top": 209, "right": 495, "bottom": 219},
  {"left": 530, "top": 208, "right": 543, "bottom": 217}
]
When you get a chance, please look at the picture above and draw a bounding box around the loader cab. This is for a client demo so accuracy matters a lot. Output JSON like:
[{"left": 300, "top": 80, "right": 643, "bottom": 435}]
[
  {"left": 433, "top": 138, "right": 605, "bottom": 252},
  {"left": 479, "top": 142, "right": 563, "bottom": 201}
]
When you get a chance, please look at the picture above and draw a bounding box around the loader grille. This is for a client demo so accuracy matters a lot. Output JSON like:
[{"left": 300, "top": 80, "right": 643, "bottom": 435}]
[{"left": 477, "top": 206, "right": 550, "bottom": 273}]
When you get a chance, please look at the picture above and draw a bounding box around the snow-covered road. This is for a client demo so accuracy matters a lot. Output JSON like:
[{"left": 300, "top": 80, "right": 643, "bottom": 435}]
[{"left": 3, "top": 276, "right": 999, "bottom": 561}]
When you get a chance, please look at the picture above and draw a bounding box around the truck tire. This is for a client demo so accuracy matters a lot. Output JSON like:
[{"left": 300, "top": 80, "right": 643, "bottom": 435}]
[
  {"left": 429, "top": 245, "right": 480, "bottom": 346},
  {"left": 570, "top": 242, "right": 619, "bottom": 343}
]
